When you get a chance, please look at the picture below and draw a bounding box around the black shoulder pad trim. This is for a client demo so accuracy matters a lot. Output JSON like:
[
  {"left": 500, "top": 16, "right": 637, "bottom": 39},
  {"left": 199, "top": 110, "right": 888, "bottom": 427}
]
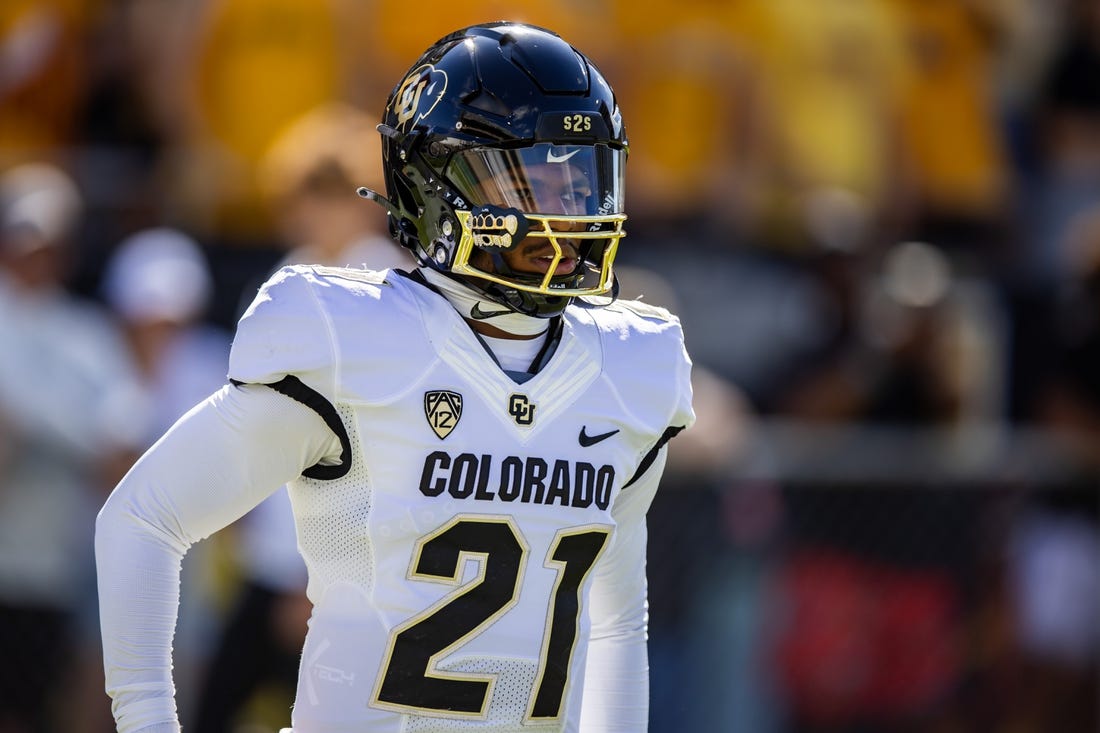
[
  {"left": 621, "top": 425, "right": 685, "bottom": 490},
  {"left": 230, "top": 376, "right": 352, "bottom": 480}
]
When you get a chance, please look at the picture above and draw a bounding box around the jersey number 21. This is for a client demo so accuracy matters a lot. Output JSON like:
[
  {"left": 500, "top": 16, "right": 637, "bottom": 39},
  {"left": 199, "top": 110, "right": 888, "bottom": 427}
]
[{"left": 371, "top": 515, "right": 610, "bottom": 721}]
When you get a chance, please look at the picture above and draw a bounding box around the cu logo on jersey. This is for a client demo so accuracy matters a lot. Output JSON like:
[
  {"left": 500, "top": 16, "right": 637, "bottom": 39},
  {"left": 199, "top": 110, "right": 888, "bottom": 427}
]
[
  {"left": 393, "top": 64, "right": 448, "bottom": 130},
  {"left": 424, "top": 390, "right": 463, "bottom": 439},
  {"left": 508, "top": 393, "right": 536, "bottom": 426}
]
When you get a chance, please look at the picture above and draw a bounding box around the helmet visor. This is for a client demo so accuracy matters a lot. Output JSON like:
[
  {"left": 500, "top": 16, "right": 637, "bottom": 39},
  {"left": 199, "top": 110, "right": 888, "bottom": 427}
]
[{"left": 447, "top": 143, "right": 625, "bottom": 217}]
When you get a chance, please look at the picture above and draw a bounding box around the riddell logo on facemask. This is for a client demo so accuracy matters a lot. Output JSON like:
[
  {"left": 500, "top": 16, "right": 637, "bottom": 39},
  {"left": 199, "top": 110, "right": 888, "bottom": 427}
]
[
  {"left": 596, "top": 193, "right": 616, "bottom": 216},
  {"left": 589, "top": 193, "right": 619, "bottom": 231}
]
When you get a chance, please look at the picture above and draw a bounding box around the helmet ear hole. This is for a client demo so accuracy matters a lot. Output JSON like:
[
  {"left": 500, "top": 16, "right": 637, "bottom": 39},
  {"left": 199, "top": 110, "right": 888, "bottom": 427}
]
[
  {"left": 432, "top": 244, "right": 450, "bottom": 266},
  {"left": 390, "top": 217, "right": 418, "bottom": 249},
  {"left": 437, "top": 216, "right": 458, "bottom": 253}
]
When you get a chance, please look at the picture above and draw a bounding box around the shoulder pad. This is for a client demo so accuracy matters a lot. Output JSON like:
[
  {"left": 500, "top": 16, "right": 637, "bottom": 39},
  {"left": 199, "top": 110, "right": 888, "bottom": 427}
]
[
  {"left": 229, "top": 266, "right": 336, "bottom": 397},
  {"left": 312, "top": 266, "right": 391, "bottom": 286},
  {"left": 603, "top": 297, "right": 676, "bottom": 322},
  {"left": 573, "top": 295, "right": 695, "bottom": 435}
]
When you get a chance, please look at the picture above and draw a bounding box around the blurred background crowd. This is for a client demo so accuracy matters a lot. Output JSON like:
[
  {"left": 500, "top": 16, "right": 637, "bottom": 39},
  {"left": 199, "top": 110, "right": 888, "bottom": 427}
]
[{"left": 0, "top": 0, "right": 1097, "bottom": 731}]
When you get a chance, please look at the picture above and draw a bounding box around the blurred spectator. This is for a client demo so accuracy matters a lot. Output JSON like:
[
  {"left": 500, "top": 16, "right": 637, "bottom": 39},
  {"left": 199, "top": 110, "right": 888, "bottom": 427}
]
[
  {"left": 0, "top": 163, "right": 147, "bottom": 732},
  {"left": 739, "top": 0, "right": 912, "bottom": 254},
  {"left": 166, "top": 0, "right": 371, "bottom": 243},
  {"left": 611, "top": 267, "right": 783, "bottom": 733},
  {"left": 626, "top": 0, "right": 921, "bottom": 405},
  {"left": 78, "top": 0, "right": 200, "bottom": 152},
  {"left": 192, "top": 102, "right": 411, "bottom": 732},
  {"left": 759, "top": 241, "right": 1008, "bottom": 732},
  {"left": 996, "top": 201, "right": 1099, "bottom": 732},
  {"left": 1003, "top": 0, "right": 1100, "bottom": 422},
  {"left": 1003, "top": 507, "right": 1099, "bottom": 730},
  {"left": 1032, "top": 0, "right": 1100, "bottom": 180},
  {"left": 1022, "top": 0, "right": 1100, "bottom": 285},
  {"left": 102, "top": 227, "right": 230, "bottom": 437},
  {"left": 1033, "top": 202, "right": 1100, "bottom": 461},
  {"left": 887, "top": 0, "right": 1021, "bottom": 265},
  {"left": 74, "top": 0, "right": 203, "bottom": 241},
  {"left": 652, "top": 367, "right": 786, "bottom": 733},
  {"left": 604, "top": 0, "right": 768, "bottom": 241},
  {"left": 0, "top": 0, "right": 90, "bottom": 165},
  {"left": 258, "top": 102, "right": 413, "bottom": 272},
  {"left": 776, "top": 240, "right": 1006, "bottom": 428}
]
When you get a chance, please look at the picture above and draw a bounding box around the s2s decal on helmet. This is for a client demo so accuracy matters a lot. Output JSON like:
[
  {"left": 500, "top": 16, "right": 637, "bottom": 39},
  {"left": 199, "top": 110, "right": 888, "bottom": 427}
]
[{"left": 393, "top": 64, "right": 448, "bottom": 130}]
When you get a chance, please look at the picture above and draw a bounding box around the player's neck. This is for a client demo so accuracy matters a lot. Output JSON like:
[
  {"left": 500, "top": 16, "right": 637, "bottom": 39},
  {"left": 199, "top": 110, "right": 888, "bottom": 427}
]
[{"left": 419, "top": 268, "right": 547, "bottom": 340}]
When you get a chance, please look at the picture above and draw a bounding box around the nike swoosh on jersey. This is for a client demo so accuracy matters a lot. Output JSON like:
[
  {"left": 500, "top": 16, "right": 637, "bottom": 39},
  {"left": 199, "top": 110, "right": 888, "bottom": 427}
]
[
  {"left": 578, "top": 426, "right": 620, "bottom": 447},
  {"left": 546, "top": 148, "right": 580, "bottom": 164},
  {"left": 470, "top": 302, "right": 513, "bottom": 319}
]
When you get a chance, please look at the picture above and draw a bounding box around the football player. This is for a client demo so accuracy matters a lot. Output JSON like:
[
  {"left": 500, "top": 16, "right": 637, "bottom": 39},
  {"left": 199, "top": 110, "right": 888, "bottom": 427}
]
[{"left": 96, "top": 22, "right": 695, "bottom": 732}]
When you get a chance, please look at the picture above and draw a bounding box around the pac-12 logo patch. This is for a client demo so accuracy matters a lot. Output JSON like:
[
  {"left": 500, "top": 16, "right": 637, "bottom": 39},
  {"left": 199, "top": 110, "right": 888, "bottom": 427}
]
[
  {"left": 424, "top": 390, "right": 462, "bottom": 439},
  {"left": 393, "top": 64, "right": 448, "bottom": 130}
]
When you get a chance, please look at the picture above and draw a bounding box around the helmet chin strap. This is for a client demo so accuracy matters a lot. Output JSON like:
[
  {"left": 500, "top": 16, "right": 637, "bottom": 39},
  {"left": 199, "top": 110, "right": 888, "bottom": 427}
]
[{"left": 420, "top": 268, "right": 549, "bottom": 337}]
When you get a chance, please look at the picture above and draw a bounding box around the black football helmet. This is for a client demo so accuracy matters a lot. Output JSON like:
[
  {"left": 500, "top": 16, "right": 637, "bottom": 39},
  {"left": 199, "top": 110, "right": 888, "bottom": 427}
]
[{"left": 359, "top": 22, "right": 628, "bottom": 317}]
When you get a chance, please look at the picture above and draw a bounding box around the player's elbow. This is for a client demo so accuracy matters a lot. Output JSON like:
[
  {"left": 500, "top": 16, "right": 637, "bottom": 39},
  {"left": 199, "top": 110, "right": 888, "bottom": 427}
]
[
  {"left": 95, "top": 477, "right": 191, "bottom": 558},
  {"left": 589, "top": 605, "right": 648, "bottom": 642},
  {"left": 94, "top": 491, "right": 129, "bottom": 553}
]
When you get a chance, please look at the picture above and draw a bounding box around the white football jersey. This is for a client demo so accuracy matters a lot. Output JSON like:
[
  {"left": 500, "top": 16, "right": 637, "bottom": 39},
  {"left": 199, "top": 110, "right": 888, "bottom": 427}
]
[{"left": 228, "top": 265, "right": 695, "bottom": 732}]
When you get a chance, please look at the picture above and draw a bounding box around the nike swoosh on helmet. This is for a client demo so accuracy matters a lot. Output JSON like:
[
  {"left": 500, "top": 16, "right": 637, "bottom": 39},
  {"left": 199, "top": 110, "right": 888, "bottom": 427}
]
[{"left": 546, "top": 148, "right": 580, "bottom": 163}]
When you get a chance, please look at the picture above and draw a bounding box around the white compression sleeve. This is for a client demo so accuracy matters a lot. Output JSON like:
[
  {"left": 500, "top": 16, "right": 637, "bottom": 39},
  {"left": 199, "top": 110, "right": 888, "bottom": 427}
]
[
  {"left": 95, "top": 383, "right": 341, "bottom": 733},
  {"left": 578, "top": 449, "right": 668, "bottom": 732}
]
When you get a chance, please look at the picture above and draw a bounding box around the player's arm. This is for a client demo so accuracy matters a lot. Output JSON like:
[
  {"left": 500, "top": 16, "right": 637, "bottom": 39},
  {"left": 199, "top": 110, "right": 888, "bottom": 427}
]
[
  {"left": 579, "top": 318, "right": 694, "bottom": 731},
  {"left": 578, "top": 447, "right": 668, "bottom": 732},
  {"left": 95, "top": 382, "right": 341, "bottom": 733}
]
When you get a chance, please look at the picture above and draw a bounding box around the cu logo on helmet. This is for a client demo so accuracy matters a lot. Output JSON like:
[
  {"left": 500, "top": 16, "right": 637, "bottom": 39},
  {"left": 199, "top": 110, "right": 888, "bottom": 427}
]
[
  {"left": 393, "top": 65, "right": 448, "bottom": 129},
  {"left": 508, "top": 394, "right": 536, "bottom": 426}
]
